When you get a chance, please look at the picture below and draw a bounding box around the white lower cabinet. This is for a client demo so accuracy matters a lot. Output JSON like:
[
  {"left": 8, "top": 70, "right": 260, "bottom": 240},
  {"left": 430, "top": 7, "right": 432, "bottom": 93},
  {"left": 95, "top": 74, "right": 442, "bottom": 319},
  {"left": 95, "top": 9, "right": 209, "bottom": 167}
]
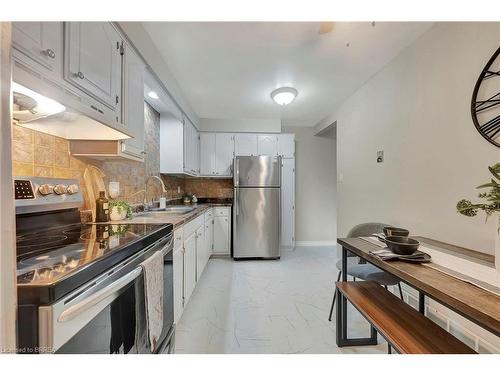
[
  {"left": 172, "top": 228, "right": 184, "bottom": 324},
  {"left": 183, "top": 231, "right": 197, "bottom": 306},
  {"left": 195, "top": 226, "right": 205, "bottom": 281},
  {"left": 172, "top": 207, "right": 231, "bottom": 324},
  {"left": 213, "top": 207, "right": 231, "bottom": 255}
]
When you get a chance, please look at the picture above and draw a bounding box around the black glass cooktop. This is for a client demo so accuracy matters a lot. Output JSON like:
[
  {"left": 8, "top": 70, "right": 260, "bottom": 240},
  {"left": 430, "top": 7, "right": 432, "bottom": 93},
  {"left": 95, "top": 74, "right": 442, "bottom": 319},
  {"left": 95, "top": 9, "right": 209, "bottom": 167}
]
[{"left": 16, "top": 222, "right": 172, "bottom": 304}]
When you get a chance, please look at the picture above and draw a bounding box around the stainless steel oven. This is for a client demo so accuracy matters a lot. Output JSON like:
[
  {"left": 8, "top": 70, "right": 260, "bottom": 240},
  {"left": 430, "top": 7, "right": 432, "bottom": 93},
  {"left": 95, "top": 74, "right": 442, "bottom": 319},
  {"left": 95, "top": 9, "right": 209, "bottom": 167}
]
[{"left": 38, "top": 233, "right": 174, "bottom": 354}]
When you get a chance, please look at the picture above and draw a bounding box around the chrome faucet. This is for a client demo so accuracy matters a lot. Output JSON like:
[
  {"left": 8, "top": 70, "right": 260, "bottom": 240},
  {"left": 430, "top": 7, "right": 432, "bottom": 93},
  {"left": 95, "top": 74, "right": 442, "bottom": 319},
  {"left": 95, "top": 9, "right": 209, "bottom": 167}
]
[{"left": 143, "top": 175, "right": 168, "bottom": 210}]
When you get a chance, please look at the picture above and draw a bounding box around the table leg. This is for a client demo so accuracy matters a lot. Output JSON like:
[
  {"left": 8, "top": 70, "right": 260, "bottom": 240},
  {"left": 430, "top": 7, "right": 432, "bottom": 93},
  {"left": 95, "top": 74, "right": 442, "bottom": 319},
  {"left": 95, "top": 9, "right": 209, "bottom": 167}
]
[
  {"left": 419, "top": 292, "right": 425, "bottom": 314},
  {"left": 336, "top": 246, "right": 378, "bottom": 347}
]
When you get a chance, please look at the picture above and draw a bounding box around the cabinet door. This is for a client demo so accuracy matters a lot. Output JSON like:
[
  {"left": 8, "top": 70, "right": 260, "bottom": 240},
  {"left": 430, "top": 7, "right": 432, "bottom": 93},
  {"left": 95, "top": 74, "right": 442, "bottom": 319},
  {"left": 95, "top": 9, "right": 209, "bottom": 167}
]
[
  {"left": 65, "top": 22, "right": 122, "bottom": 112},
  {"left": 258, "top": 134, "right": 279, "bottom": 156},
  {"left": 184, "top": 119, "right": 199, "bottom": 175},
  {"left": 206, "top": 218, "right": 214, "bottom": 259},
  {"left": 12, "top": 22, "right": 63, "bottom": 77},
  {"left": 173, "top": 246, "right": 184, "bottom": 324},
  {"left": 281, "top": 158, "right": 295, "bottom": 247},
  {"left": 234, "top": 134, "right": 258, "bottom": 156},
  {"left": 121, "top": 44, "right": 145, "bottom": 160},
  {"left": 195, "top": 226, "right": 205, "bottom": 281},
  {"left": 215, "top": 133, "right": 235, "bottom": 176},
  {"left": 278, "top": 134, "right": 295, "bottom": 158},
  {"left": 200, "top": 133, "right": 216, "bottom": 175},
  {"left": 213, "top": 215, "right": 230, "bottom": 254},
  {"left": 183, "top": 232, "right": 197, "bottom": 305},
  {"left": 194, "top": 127, "right": 200, "bottom": 175},
  {"left": 183, "top": 119, "right": 192, "bottom": 173}
]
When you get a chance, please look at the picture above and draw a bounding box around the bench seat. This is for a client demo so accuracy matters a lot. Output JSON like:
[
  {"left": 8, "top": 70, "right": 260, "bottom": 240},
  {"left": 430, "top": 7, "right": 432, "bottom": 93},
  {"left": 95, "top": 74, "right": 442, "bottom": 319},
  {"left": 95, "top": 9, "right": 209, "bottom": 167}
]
[{"left": 336, "top": 281, "right": 476, "bottom": 354}]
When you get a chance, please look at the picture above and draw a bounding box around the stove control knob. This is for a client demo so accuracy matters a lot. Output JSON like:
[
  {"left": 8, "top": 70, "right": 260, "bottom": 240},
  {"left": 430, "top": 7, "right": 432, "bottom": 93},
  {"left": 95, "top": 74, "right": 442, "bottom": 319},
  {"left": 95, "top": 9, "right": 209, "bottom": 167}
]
[
  {"left": 53, "top": 184, "right": 67, "bottom": 195},
  {"left": 38, "top": 184, "right": 53, "bottom": 196},
  {"left": 67, "top": 184, "right": 79, "bottom": 195}
]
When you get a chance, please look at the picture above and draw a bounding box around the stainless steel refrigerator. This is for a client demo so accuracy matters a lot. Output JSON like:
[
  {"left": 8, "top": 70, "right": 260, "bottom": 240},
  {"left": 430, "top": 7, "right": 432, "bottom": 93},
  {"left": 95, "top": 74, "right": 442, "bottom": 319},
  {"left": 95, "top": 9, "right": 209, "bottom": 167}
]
[{"left": 233, "top": 155, "right": 281, "bottom": 259}]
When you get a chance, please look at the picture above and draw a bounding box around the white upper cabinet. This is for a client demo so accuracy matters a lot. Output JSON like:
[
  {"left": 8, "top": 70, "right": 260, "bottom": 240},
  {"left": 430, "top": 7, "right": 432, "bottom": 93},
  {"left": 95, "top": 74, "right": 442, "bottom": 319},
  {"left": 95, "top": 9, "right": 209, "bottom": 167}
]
[
  {"left": 183, "top": 118, "right": 200, "bottom": 176},
  {"left": 200, "top": 133, "right": 216, "bottom": 176},
  {"left": 160, "top": 116, "right": 199, "bottom": 176},
  {"left": 64, "top": 22, "right": 122, "bottom": 114},
  {"left": 121, "top": 43, "right": 145, "bottom": 161},
  {"left": 258, "top": 134, "right": 279, "bottom": 156},
  {"left": 200, "top": 133, "right": 234, "bottom": 176},
  {"left": 215, "top": 133, "right": 234, "bottom": 176},
  {"left": 234, "top": 133, "right": 258, "bottom": 156},
  {"left": 278, "top": 133, "right": 295, "bottom": 158},
  {"left": 12, "top": 22, "right": 63, "bottom": 78}
]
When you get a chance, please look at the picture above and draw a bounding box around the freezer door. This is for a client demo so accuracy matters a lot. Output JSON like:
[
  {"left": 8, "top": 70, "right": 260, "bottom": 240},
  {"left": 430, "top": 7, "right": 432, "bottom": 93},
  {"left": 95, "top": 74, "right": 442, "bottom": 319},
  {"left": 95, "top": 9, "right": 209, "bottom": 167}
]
[
  {"left": 234, "top": 156, "right": 281, "bottom": 187},
  {"left": 233, "top": 187, "right": 280, "bottom": 259}
]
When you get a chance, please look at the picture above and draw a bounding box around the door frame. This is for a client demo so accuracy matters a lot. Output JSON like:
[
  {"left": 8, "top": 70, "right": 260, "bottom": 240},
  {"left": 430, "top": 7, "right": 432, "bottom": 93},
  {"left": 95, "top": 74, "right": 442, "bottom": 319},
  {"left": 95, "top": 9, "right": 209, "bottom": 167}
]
[{"left": 0, "top": 22, "right": 18, "bottom": 352}]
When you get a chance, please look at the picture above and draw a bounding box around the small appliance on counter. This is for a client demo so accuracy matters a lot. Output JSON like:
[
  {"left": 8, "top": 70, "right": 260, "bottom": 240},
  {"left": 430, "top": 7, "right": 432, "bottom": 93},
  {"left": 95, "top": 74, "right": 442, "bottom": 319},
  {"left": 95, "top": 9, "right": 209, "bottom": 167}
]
[
  {"left": 233, "top": 156, "right": 281, "bottom": 260},
  {"left": 14, "top": 177, "right": 175, "bottom": 354}
]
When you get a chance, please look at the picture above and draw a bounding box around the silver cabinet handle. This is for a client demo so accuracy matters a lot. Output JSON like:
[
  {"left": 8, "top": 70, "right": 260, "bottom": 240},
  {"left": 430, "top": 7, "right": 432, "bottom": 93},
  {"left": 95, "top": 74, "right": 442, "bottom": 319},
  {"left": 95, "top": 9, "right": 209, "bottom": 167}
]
[
  {"left": 58, "top": 267, "right": 142, "bottom": 323},
  {"left": 75, "top": 71, "right": 85, "bottom": 79},
  {"left": 43, "top": 48, "right": 56, "bottom": 58}
]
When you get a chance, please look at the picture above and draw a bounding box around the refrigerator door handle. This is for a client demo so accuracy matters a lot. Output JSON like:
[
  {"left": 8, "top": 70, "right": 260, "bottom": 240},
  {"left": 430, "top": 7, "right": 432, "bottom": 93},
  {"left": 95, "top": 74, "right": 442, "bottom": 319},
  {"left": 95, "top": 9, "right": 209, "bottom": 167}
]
[
  {"left": 235, "top": 158, "right": 240, "bottom": 187},
  {"left": 235, "top": 189, "right": 239, "bottom": 216}
]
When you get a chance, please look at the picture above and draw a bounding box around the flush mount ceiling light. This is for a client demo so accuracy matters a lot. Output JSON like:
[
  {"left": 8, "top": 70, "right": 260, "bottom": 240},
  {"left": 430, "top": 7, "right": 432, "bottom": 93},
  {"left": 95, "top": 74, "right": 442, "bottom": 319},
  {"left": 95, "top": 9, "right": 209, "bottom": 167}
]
[
  {"left": 147, "top": 91, "right": 159, "bottom": 99},
  {"left": 271, "top": 87, "right": 298, "bottom": 106}
]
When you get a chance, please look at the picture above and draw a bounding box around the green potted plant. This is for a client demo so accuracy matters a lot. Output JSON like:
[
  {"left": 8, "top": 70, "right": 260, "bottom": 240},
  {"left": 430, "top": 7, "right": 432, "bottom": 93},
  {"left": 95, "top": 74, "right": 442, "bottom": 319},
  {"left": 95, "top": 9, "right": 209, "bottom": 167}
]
[
  {"left": 109, "top": 200, "right": 132, "bottom": 221},
  {"left": 456, "top": 163, "right": 500, "bottom": 272}
]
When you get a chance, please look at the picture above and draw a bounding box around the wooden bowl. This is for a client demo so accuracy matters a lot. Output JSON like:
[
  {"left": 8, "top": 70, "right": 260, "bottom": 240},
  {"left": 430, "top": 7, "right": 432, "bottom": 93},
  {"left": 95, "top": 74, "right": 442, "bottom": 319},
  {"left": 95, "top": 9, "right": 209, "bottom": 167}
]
[{"left": 385, "top": 236, "right": 420, "bottom": 255}]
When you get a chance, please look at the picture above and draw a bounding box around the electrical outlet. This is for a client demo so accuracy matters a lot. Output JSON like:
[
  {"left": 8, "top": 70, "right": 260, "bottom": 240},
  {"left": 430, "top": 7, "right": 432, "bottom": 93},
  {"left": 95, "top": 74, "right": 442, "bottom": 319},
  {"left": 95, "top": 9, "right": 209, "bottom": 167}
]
[{"left": 377, "top": 151, "right": 384, "bottom": 163}]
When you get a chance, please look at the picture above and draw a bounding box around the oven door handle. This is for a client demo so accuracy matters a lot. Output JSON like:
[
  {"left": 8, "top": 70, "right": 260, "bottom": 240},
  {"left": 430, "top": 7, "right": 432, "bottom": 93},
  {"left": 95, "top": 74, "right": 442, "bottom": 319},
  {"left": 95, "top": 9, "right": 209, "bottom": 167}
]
[
  {"left": 58, "top": 266, "right": 142, "bottom": 323},
  {"left": 57, "top": 234, "right": 172, "bottom": 323}
]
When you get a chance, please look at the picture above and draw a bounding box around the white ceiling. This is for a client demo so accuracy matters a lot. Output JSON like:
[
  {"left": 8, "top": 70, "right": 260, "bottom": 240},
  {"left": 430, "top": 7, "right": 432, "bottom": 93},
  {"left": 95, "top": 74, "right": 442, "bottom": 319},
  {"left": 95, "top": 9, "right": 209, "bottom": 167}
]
[{"left": 142, "top": 22, "right": 433, "bottom": 127}]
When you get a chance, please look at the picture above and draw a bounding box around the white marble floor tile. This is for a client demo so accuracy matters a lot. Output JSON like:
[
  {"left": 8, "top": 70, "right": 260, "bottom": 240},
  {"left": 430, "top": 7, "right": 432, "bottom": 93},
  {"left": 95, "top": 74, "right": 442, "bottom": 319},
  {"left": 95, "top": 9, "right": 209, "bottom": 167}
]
[{"left": 175, "top": 246, "right": 387, "bottom": 354}]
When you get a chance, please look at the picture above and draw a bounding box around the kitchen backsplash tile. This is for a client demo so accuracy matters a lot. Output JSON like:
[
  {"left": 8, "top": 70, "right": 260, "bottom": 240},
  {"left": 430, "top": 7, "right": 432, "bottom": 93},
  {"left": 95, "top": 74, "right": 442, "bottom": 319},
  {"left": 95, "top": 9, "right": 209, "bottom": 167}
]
[
  {"left": 186, "top": 177, "right": 233, "bottom": 198},
  {"left": 160, "top": 175, "right": 233, "bottom": 200}
]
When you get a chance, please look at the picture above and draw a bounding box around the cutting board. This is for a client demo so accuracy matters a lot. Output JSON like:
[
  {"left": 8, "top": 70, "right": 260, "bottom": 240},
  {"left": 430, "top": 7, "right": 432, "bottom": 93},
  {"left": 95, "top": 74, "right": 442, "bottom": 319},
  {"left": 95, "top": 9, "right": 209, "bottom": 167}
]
[{"left": 82, "top": 165, "right": 107, "bottom": 220}]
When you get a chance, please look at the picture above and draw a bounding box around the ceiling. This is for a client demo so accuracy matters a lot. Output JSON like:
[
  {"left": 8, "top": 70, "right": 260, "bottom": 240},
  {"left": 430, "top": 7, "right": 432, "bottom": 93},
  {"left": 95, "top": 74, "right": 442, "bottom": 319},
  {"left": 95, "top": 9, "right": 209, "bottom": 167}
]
[{"left": 142, "top": 22, "right": 433, "bottom": 127}]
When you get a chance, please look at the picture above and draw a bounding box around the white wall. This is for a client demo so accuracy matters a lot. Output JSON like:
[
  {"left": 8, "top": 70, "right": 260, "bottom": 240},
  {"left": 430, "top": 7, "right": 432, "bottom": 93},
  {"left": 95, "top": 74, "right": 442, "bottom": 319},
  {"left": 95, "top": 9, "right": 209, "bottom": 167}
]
[
  {"left": 336, "top": 22, "right": 500, "bottom": 254},
  {"left": 200, "top": 118, "right": 281, "bottom": 133},
  {"left": 283, "top": 126, "right": 337, "bottom": 244}
]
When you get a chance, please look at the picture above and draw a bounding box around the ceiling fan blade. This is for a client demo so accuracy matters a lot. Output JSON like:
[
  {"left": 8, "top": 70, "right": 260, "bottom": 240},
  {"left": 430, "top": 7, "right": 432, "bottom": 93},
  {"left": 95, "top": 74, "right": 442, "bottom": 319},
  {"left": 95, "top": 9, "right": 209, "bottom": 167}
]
[{"left": 318, "top": 22, "right": 335, "bottom": 35}]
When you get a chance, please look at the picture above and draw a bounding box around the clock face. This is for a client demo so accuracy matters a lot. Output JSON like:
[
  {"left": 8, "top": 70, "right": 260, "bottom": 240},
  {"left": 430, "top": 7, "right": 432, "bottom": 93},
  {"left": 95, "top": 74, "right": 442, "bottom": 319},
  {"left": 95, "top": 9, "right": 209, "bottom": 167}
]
[{"left": 471, "top": 47, "right": 500, "bottom": 148}]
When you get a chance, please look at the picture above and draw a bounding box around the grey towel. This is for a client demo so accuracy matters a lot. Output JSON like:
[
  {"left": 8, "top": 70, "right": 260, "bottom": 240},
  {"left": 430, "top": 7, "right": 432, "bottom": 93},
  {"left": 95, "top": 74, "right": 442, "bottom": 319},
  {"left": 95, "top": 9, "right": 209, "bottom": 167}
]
[{"left": 140, "top": 251, "right": 164, "bottom": 352}]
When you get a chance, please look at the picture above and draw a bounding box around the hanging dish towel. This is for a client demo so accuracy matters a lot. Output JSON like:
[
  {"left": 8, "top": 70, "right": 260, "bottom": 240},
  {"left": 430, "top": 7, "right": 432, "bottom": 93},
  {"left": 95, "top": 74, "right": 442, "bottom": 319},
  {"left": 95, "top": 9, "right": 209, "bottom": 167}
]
[{"left": 140, "top": 251, "right": 164, "bottom": 352}]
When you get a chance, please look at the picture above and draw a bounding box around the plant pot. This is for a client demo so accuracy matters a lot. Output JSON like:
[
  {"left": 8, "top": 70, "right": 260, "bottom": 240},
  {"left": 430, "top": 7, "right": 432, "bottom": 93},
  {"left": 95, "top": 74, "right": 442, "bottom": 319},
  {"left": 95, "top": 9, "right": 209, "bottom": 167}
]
[
  {"left": 109, "top": 207, "right": 127, "bottom": 221},
  {"left": 496, "top": 216, "right": 500, "bottom": 273}
]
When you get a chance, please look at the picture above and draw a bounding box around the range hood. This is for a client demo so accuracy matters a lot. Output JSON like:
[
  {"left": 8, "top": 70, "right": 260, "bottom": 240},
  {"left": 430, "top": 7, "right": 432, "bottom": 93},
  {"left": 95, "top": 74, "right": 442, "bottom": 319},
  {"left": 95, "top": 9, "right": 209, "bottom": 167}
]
[{"left": 12, "top": 82, "right": 131, "bottom": 141}]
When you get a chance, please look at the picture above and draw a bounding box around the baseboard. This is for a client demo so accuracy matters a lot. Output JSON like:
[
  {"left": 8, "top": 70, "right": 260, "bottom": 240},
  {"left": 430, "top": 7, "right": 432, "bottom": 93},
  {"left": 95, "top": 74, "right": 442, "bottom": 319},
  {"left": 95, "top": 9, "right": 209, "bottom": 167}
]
[{"left": 295, "top": 241, "right": 337, "bottom": 247}]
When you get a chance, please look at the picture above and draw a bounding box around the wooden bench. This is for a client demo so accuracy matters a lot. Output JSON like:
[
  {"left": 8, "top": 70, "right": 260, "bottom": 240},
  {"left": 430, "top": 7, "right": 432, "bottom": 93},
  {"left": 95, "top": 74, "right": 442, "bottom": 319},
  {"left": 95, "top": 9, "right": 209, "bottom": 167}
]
[{"left": 336, "top": 281, "right": 476, "bottom": 354}]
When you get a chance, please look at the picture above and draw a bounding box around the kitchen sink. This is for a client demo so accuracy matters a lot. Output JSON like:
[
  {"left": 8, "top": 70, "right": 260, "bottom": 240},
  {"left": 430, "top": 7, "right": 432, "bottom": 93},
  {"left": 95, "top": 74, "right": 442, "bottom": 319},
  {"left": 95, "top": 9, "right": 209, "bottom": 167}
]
[{"left": 136, "top": 206, "right": 195, "bottom": 217}]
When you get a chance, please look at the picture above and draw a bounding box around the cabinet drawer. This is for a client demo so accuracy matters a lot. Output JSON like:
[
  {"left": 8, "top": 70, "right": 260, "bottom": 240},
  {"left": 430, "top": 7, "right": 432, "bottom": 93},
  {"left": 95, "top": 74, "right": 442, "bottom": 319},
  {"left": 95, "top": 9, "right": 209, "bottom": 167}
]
[
  {"left": 204, "top": 209, "right": 213, "bottom": 222},
  {"left": 214, "top": 207, "right": 230, "bottom": 217},
  {"left": 173, "top": 228, "right": 184, "bottom": 250}
]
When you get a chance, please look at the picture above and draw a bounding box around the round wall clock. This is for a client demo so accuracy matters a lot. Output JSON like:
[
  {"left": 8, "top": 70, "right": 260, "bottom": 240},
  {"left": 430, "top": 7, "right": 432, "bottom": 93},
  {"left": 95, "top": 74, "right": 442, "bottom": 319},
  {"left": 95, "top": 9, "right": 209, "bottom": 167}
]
[{"left": 471, "top": 46, "right": 500, "bottom": 148}]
